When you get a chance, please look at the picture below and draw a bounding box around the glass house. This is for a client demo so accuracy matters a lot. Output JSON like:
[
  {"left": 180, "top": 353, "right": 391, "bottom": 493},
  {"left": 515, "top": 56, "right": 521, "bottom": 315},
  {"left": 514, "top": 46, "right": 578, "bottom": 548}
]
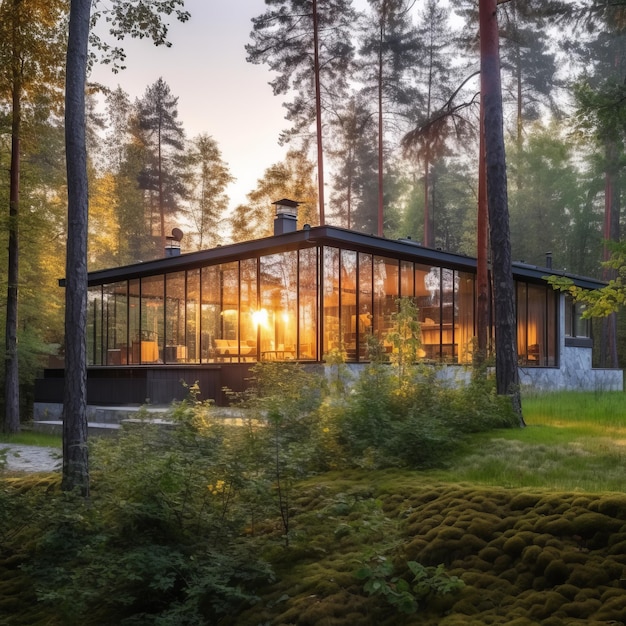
[{"left": 35, "top": 203, "right": 622, "bottom": 408}]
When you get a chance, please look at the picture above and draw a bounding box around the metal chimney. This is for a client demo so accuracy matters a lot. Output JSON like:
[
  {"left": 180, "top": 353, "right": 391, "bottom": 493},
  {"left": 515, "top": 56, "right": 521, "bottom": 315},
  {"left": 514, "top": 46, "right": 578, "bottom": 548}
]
[
  {"left": 545, "top": 251, "right": 552, "bottom": 269},
  {"left": 273, "top": 199, "right": 299, "bottom": 235}
]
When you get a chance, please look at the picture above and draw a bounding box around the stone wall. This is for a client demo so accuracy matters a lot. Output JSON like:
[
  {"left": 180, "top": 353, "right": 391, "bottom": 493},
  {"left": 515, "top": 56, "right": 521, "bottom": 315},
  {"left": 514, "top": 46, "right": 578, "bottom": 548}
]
[{"left": 519, "top": 346, "right": 623, "bottom": 392}]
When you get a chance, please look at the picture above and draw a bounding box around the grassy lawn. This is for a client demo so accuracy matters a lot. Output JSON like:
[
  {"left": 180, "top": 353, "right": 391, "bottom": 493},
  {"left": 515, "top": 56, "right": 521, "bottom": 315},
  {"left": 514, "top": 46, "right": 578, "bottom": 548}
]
[{"left": 427, "top": 391, "right": 626, "bottom": 492}]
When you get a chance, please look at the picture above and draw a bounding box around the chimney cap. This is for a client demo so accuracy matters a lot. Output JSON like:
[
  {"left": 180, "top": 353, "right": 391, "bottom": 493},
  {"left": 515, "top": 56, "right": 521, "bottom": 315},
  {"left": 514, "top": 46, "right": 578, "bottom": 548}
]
[
  {"left": 272, "top": 198, "right": 300, "bottom": 208},
  {"left": 272, "top": 198, "right": 300, "bottom": 215}
]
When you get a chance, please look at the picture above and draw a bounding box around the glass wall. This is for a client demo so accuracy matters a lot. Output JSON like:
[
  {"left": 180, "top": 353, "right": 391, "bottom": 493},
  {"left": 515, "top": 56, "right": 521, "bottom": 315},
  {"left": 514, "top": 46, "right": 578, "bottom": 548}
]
[
  {"left": 128, "top": 279, "right": 140, "bottom": 364},
  {"left": 357, "top": 253, "right": 373, "bottom": 359},
  {"left": 104, "top": 281, "right": 128, "bottom": 365},
  {"left": 186, "top": 269, "right": 200, "bottom": 363},
  {"left": 322, "top": 247, "right": 340, "bottom": 356},
  {"left": 373, "top": 256, "right": 399, "bottom": 349},
  {"left": 87, "top": 244, "right": 556, "bottom": 368},
  {"left": 517, "top": 281, "right": 557, "bottom": 366},
  {"left": 456, "top": 272, "right": 475, "bottom": 364},
  {"left": 240, "top": 258, "right": 258, "bottom": 361},
  {"left": 415, "top": 265, "right": 441, "bottom": 359},
  {"left": 165, "top": 272, "right": 186, "bottom": 363},
  {"left": 298, "top": 247, "right": 318, "bottom": 360},
  {"left": 87, "top": 286, "right": 102, "bottom": 366},
  {"left": 340, "top": 250, "right": 358, "bottom": 360},
  {"left": 138, "top": 275, "right": 164, "bottom": 363},
  {"left": 259, "top": 252, "right": 298, "bottom": 360},
  {"left": 209, "top": 262, "right": 239, "bottom": 361}
]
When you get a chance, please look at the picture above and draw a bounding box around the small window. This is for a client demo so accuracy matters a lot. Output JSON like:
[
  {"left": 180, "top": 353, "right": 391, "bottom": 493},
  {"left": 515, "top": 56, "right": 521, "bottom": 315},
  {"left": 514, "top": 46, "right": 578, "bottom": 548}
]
[{"left": 565, "top": 295, "right": 590, "bottom": 338}]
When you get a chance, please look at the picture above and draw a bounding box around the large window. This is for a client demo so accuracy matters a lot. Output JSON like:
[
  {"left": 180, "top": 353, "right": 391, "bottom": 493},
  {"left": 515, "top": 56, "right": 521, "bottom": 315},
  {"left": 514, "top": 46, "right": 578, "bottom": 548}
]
[
  {"left": 165, "top": 272, "right": 186, "bottom": 363},
  {"left": 87, "top": 286, "right": 102, "bottom": 366},
  {"left": 240, "top": 258, "right": 258, "bottom": 362},
  {"left": 138, "top": 275, "right": 164, "bottom": 363},
  {"left": 340, "top": 250, "right": 358, "bottom": 360},
  {"left": 186, "top": 269, "right": 200, "bottom": 363},
  {"left": 456, "top": 272, "right": 475, "bottom": 364},
  {"left": 259, "top": 252, "right": 298, "bottom": 360},
  {"left": 322, "top": 247, "right": 340, "bottom": 356},
  {"left": 201, "top": 265, "right": 221, "bottom": 361},
  {"left": 373, "top": 256, "right": 398, "bottom": 349},
  {"left": 128, "top": 279, "right": 140, "bottom": 364},
  {"left": 357, "top": 253, "right": 373, "bottom": 360},
  {"left": 105, "top": 282, "right": 128, "bottom": 365},
  {"left": 86, "top": 243, "right": 559, "bottom": 368},
  {"left": 517, "top": 282, "right": 557, "bottom": 366},
  {"left": 298, "top": 248, "right": 318, "bottom": 360}
]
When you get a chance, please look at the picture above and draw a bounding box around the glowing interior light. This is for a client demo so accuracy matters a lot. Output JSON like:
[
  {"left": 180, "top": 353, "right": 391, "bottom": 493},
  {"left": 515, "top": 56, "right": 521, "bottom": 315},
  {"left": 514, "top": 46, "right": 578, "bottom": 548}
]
[{"left": 252, "top": 308, "right": 269, "bottom": 328}]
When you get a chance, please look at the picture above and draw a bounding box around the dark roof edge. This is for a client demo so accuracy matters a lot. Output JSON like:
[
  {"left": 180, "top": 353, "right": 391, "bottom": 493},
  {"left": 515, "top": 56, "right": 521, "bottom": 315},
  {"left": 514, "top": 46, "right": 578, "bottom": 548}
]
[{"left": 72, "top": 224, "right": 605, "bottom": 290}]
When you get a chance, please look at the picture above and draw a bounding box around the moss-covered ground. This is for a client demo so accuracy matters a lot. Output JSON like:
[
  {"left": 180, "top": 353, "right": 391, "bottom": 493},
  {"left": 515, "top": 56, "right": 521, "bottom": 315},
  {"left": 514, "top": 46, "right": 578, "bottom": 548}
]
[{"left": 230, "top": 472, "right": 626, "bottom": 625}]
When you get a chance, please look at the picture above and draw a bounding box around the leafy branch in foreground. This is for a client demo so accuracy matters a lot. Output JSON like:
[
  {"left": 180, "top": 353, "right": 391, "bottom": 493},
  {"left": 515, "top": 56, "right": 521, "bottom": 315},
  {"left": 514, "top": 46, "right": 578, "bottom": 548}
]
[
  {"left": 355, "top": 556, "right": 464, "bottom": 615},
  {"left": 546, "top": 241, "right": 626, "bottom": 318}
]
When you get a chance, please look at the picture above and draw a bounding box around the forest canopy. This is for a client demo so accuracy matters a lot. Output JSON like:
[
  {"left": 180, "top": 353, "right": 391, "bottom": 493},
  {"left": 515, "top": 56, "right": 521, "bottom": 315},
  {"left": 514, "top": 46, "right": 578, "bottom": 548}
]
[{"left": 1, "top": 0, "right": 625, "bottom": 419}]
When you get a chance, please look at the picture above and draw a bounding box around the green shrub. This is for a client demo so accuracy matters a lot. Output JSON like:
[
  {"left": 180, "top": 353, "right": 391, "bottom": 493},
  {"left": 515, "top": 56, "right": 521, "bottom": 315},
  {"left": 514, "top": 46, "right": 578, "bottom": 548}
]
[
  {"left": 337, "top": 361, "right": 514, "bottom": 469},
  {"left": 24, "top": 393, "right": 274, "bottom": 625},
  {"left": 355, "top": 556, "right": 464, "bottom": 615}
]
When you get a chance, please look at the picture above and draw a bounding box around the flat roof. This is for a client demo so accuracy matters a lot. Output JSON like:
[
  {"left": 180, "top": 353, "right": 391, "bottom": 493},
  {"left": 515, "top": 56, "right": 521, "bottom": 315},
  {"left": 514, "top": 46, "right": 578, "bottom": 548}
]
[{"left": 75, "top": 225, "right": 605, "bottom": 290}]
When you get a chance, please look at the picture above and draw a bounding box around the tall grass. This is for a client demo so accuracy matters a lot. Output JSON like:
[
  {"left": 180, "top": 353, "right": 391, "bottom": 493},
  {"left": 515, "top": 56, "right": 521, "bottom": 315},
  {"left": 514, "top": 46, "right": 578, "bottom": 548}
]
[{"left": 427, "top": 390, "right": 626, "bottom": 492}]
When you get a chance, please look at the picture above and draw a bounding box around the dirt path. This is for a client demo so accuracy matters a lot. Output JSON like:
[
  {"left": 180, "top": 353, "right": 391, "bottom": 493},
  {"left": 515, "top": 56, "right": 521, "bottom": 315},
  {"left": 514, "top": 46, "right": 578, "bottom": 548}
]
[{"left": 1, "top": 444, "right": 61, "bottom": 473}]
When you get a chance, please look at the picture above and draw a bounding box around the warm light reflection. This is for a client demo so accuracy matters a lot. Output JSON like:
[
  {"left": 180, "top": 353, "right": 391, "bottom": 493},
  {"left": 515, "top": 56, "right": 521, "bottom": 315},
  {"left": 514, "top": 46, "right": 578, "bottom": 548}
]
[{"left": 252, "top": 308, "right": 269, "bottom": 328}]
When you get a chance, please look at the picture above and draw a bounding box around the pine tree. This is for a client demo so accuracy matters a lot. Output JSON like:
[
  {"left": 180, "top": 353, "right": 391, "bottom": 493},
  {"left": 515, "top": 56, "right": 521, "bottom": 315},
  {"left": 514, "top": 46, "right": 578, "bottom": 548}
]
[
  {"left": 566, "top": 2, "right": 626, "bottom": 367},
  {"left": 183, "top": 133, "right": 233, "bottom": 250},
  {"left": 358, "top": 0, "right": 423, "bottom": 235},
  {"left": 0, "top": 0, "right": 66, "bottom": 433},
  {"left": 247, "top": 0, "right": 357, "bottom": 224},
  {"left": 136, "top": 77, "right": 186, "bottom": 254},
  {"left": 401, "top": 1, "right": 473, "bottom": 248},
  {"left": 480, "top": 0, "right": 523, "bottom": 426},
  {"left": 328, "top": 96, "right": 378, "bottom": 231}
]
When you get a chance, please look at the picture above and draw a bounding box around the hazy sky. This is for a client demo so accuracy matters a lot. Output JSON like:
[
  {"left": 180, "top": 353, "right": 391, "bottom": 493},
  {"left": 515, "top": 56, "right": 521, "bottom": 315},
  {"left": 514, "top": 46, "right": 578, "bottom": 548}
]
[{"left": 91, "top": 0, "right": 287, "bottom": 209}]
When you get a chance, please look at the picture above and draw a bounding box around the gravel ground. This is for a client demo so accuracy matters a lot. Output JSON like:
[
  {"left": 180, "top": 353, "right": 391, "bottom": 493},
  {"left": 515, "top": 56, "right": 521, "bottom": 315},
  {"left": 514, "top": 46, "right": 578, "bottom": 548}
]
[{"left": 1, "top": 444, "right": 61, "bottom": 473}]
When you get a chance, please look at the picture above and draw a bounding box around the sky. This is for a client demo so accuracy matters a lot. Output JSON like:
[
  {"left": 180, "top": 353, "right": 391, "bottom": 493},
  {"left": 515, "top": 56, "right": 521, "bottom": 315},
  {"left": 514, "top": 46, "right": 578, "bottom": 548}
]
[{"left": 91, "top": 0, "right": 288, "bottom": 210}]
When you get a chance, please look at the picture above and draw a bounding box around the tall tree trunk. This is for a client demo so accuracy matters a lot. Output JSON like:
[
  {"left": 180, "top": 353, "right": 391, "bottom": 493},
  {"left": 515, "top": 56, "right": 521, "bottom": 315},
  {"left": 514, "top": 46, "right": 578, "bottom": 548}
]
[
  {"left": 423, "top": 148, "right": 431, "bottom": 247},
  {"left": 4, "top": 0, "right": 21, "bottom": 434},
  {"left": 158, "top": 124, "right": 166, "bottom": 253},
  {"left": 312, "top": 0, "right": 325, "bottom": 225},
  {"left": 480, "top": 0, "right": 524, "bottom": 426},
  {"left": 377, "top": 1, "right": 385, "bottom": 236},
  {"left": 475, "top": 105, "right": 489, "bottom": 367},
  {"left": 62, "top": 0, "right": 91, "bottom": 496}
]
